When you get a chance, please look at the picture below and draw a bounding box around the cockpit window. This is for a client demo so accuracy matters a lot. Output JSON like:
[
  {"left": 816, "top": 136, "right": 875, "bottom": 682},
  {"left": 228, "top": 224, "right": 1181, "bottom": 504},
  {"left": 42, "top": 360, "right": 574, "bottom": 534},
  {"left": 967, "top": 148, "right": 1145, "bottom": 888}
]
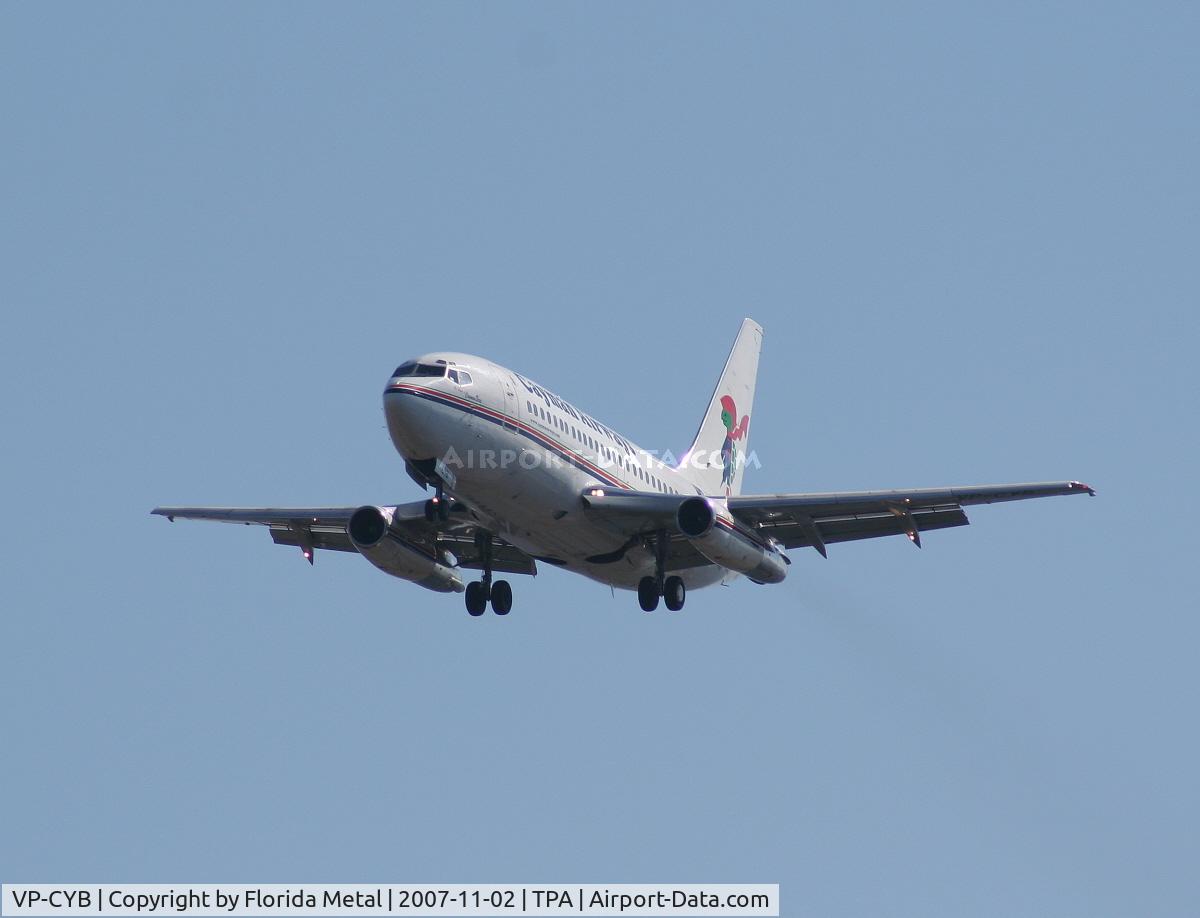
[
  {"left": 449, "top": 369, "right": 473, "bottom": 385},
  {"left": 392, "top": 362, "right": 447, "bottom": 378}
]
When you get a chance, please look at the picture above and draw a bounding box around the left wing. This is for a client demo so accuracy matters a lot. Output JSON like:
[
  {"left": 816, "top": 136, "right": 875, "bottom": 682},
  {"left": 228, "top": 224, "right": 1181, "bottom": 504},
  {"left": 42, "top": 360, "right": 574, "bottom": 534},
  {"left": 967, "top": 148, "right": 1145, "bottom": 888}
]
[
  {"left": 577, "top": 480, "right": 1094, "bottom": 565},
  {"left": 727, "top": 481, "right": 1095, "bottom": 555},
  {"left": 150, "top": 502, "right": 537, "bottom": 575}
]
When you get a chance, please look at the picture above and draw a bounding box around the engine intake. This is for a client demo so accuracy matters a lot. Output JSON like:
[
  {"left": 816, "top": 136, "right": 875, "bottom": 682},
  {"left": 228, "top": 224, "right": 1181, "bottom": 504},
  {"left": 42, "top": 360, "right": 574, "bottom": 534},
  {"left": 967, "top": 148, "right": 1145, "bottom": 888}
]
[
  {"left": 676, "top": 496, "right": 716, "bottom": 538},
  {"left": 349, "top": 506, "right": 389, "bottom": 546}
]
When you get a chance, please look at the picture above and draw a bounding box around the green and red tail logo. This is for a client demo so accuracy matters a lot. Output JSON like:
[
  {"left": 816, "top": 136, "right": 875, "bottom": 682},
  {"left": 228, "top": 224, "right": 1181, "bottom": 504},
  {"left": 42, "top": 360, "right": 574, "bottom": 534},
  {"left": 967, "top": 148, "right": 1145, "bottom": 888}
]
[{"left": 718, "top": 394, "right": 749, "bottom": 491}]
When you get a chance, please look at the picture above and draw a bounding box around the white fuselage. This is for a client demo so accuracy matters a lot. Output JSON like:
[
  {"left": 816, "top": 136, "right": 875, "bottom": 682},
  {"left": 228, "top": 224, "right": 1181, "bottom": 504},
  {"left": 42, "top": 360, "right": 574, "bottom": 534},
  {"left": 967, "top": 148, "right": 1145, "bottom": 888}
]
[{"left": 383, "top": 352, "right": 728, "bottom": 592}]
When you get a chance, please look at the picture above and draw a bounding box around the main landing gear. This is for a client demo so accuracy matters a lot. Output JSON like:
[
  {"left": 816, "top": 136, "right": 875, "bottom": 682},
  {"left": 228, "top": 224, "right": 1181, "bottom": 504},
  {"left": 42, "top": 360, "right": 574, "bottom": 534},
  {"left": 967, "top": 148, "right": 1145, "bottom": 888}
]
[
  {"left": 637, "top": 528, "right": 686, "bottom": 612},
  {"left": 464, "top": 529, "right": 513, "bottom": 617}
]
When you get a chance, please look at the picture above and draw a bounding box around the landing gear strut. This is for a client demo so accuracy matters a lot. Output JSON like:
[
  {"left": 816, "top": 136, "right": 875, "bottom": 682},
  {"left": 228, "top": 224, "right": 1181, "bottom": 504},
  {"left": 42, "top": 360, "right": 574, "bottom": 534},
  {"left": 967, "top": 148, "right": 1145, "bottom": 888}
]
[
  {"left": 424, "top": 485, "right": 451, "bottom": 523},
  {"left": 637, "top": 529, "right": 686, "bottom": 612},
  {"left": 465, "top": 529, "right": 513, "bottom": 616}
]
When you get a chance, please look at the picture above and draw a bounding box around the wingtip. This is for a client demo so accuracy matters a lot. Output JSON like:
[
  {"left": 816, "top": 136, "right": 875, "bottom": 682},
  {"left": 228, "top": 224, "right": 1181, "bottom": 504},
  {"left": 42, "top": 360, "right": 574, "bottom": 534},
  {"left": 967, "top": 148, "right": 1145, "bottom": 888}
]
[{"left": 1069, "top": 481, "right": 1097, "bottom": 497}]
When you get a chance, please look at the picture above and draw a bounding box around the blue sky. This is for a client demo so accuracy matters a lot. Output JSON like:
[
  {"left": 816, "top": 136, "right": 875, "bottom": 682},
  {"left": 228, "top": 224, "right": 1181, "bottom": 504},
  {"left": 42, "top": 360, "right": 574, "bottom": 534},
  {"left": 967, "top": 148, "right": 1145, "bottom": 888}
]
[{"left": 2, "top": 4, "right": 1197, "bottom": 916}]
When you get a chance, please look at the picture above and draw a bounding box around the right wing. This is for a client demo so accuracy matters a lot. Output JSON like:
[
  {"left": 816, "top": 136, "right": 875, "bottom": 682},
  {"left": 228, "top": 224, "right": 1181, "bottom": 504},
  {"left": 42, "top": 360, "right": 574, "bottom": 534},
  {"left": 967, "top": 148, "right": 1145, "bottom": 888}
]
[{"left": 150, "top": 502, "right": 537, "bottom": 575}]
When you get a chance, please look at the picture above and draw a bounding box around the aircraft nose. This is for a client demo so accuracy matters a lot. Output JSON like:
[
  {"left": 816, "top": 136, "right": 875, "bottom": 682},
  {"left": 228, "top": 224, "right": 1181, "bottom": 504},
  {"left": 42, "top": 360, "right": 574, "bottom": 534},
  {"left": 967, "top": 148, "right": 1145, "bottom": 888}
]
[
  {"left": 383, "top": 384, "right": 437, "bottom": 456},
  {"left": 384, "top": 383, "right": 422, "bottom": 426}
]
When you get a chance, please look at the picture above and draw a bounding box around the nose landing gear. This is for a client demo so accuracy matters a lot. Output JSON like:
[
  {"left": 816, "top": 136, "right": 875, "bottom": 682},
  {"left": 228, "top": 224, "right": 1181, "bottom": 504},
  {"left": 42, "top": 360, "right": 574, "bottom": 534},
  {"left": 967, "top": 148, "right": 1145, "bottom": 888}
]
[{"left": 464, "top": 529, "right": 513, "bottom": 617}]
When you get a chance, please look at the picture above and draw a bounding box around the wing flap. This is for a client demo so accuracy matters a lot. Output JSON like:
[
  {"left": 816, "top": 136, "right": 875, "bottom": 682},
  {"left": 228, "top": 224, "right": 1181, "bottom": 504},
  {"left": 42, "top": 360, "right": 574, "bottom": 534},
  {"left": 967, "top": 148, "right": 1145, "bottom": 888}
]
[
  {"left": 432, "top": 531, "right": 538, "bottom": 576},
  {"left": 270, "top": 526, "right": 357, "bottom": 553},
  {"left": 764, "top": 506, "right": 970, "bottom": 550}
]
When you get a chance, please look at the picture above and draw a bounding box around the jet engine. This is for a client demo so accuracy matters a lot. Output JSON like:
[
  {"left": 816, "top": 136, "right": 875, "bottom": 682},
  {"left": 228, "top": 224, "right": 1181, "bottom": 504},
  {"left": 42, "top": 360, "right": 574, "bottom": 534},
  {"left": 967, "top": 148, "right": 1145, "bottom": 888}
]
[
  {"left": 348, "top": 506, "right": 464, "bottom": 593},
  {"left": 676, "top": 496, "right": 788, "bottom": 584}
]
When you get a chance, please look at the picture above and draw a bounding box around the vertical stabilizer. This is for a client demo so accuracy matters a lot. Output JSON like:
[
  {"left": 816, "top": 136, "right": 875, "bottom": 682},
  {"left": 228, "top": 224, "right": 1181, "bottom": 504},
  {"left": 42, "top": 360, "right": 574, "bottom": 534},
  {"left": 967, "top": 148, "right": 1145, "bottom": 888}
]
[{"left": 676, "top": 318, "right": 763, "bottom": 497}]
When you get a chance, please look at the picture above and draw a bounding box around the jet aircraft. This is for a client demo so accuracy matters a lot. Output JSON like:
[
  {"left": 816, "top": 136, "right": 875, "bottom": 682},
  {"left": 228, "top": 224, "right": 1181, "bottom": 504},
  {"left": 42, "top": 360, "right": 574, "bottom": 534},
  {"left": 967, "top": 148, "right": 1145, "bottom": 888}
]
[{"left": 154, "top": 319, "right": 1093, "bottom": 615}]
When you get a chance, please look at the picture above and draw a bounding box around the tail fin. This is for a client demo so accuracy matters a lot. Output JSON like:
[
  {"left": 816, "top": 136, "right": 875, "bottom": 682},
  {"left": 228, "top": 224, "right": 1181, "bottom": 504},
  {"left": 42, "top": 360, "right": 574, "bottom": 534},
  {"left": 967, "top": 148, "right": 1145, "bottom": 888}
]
[{"left": 676, "top": 318, "right": 763, "bottom": 497}]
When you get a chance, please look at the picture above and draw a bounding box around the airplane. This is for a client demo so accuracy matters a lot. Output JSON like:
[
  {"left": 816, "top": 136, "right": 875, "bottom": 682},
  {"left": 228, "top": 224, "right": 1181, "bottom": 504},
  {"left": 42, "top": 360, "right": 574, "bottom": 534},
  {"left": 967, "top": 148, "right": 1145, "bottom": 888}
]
[{"left": 153, "top": 318, "right": 1094, "bottom": 616}]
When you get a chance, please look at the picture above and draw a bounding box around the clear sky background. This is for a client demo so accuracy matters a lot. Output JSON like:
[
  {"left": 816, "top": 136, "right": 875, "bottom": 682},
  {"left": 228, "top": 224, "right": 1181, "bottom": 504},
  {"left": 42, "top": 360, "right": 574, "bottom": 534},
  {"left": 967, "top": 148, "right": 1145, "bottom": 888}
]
[{"left": 2, "top": 4, "right": 1197, "bottom": 916}]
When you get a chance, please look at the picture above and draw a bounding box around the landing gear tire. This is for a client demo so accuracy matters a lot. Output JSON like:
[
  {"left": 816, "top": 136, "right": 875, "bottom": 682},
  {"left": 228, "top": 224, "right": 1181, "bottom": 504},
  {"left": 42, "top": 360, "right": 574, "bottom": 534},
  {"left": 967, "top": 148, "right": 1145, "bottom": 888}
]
[
  {"left": 491, "top": 580, "right": 513, "bottom": 615},
  {"left": 637, "top": 576, "right": 660, "bottom": 613},
  {"left": 663, "top": 575, "right": 686, "bottom": 612},
  {"left": 465, "top": 581, "right": 487, "bottom": 616}
]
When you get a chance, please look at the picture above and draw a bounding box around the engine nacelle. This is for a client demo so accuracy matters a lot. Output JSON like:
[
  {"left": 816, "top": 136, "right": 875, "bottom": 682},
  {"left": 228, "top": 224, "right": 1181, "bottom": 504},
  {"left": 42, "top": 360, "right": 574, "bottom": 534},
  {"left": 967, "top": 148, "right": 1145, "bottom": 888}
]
[
  {"left": 348, "top": 506, "right": 464, "bottom": 593},
  {"left": 676, "top": 497, "right": 788, "bottom": 584}
]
